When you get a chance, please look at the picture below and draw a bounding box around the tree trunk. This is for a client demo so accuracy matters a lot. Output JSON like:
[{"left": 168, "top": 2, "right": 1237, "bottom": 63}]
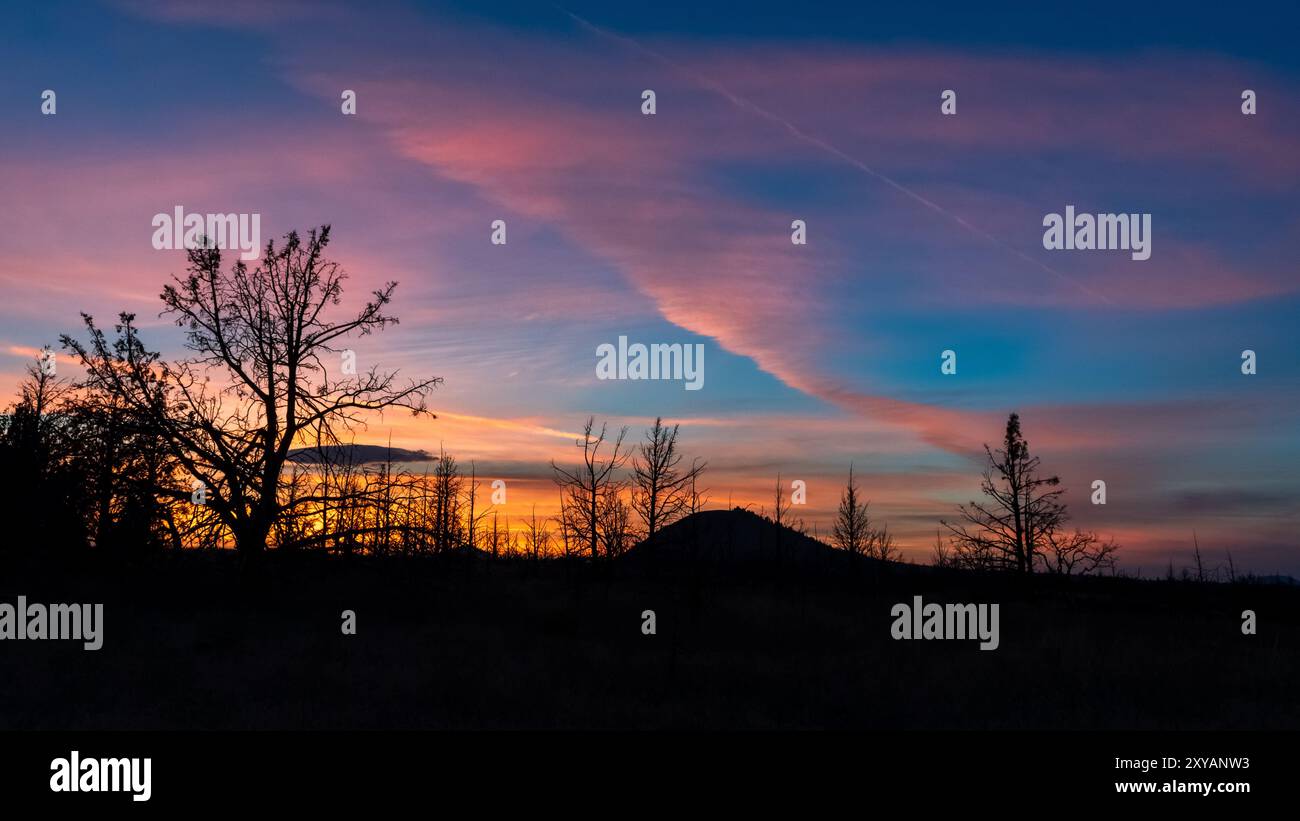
[{"left": 236, "top": 519, "right": 271, "bottom": 555}]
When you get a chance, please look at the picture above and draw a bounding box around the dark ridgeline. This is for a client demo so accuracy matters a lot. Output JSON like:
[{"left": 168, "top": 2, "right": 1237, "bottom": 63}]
[{"left": 1, "top": 225, "right": 1297, "bottom": 730}]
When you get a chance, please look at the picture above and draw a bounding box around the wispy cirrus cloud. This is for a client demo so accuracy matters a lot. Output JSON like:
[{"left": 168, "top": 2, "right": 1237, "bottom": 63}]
[{"left": 5, "top": 1, "right": 1298, "bottom": 571}]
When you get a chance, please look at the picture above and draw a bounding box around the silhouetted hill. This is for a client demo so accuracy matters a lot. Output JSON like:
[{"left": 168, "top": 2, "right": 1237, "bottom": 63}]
[
  {"left": 622, "top": 507, "right": 918, "bottom": 577},
  {"left": 287, "top": 444, "right": 432, "bottom": 464}
]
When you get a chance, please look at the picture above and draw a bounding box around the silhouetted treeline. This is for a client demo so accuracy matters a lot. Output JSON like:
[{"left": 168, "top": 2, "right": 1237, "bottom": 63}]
[
  {"left": 0, "top": 355, "right": 177, "bottom": 556},
  {"left": 0, "top": 361, "right": 716, "bottom": 560},
  {"left": 0, "top": 225, "right": 1135, "bottom": 577},
  {"left": 0, "top": 227, "right": 720, "bottom": 562}
]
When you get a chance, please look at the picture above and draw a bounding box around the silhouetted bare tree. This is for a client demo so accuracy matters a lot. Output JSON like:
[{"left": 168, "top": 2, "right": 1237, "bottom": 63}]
[
  {"left": 771, "top": 472, "right": 791, "bottom": 528},
  {"left": 630, "top": 417, "right": 705, "bottom": 543},
  {"left": 61, "top": 226, "right": 441, "bottom": 556},
  {"left": 523, "top": 504, "right": 552, "bottom": 560},
  {"left": 942, "top": 413, "right": 1118, "bottom": 574},
  {"left": 1040, "top": 528, "right": 1119, "bottom": 575},
  {"left": 941, "top": 413, "right": 1063, "bottom": 573},
  {"left": 430, "top": 447, "right": 464, "bottom": 552},
  {"left": 832, "top": 464, "right": 871, "bottom": 556},
  {"left": 930, "top": 530, "right": 955, "bottom": 568},
  {"left": 551, "top": 417, "right": 629, "bottom": 560},
  {"left": 868, "top": 522, "right": 899, "bottom": 562},
  {"left": 687, "top": 470, "right": 708, "bottom": 515},
  {"left": 831, "top": 464, "right": 898, "bottom": 561},
  {"left": 464, "top": 460, "right": 490, "bottom": 551},
  {"left": 599, "top": 485, "right": 637, "bottom": 558}
]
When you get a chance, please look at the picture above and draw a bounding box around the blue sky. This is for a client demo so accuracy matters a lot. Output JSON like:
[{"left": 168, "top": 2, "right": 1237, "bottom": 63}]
[{"left": 2, "top": 0, "right": 1299, "bottom": 572}]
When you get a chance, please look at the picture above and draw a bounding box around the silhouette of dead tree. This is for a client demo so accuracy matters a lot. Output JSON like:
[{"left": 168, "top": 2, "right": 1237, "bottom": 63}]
[
  {"left": 551, "top": 417, "right": 630, "bottom": 561},
  {"left": 942, "top": 413, "right": 1118, "bottom": 575},
  {"left": 61, "top": 226, "right": 441, "bottom": 557},
  {"left": 630, "top": 417, "right": 705, "bottom": 543}
]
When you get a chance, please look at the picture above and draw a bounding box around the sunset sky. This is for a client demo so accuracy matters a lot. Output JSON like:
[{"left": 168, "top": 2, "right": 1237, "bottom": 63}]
[{"left": 2, "top": 1, "right": 1299, "bottom": 573}]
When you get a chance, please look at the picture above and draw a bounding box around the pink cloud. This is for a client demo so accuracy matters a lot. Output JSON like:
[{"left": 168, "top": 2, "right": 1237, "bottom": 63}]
[{"left": 250, "top": 23, "right": 1300, "bottom": 462}]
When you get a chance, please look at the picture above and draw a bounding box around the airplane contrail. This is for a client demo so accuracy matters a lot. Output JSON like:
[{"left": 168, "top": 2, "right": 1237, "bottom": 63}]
[{"left": 557, "top": 6, "right": 1111, "bottom": 304}]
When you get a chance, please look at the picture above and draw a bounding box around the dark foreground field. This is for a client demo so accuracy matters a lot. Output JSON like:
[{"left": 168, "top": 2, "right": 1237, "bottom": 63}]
[{"left": 2, "top": 547, "right": 1297, "bottom": 730}]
